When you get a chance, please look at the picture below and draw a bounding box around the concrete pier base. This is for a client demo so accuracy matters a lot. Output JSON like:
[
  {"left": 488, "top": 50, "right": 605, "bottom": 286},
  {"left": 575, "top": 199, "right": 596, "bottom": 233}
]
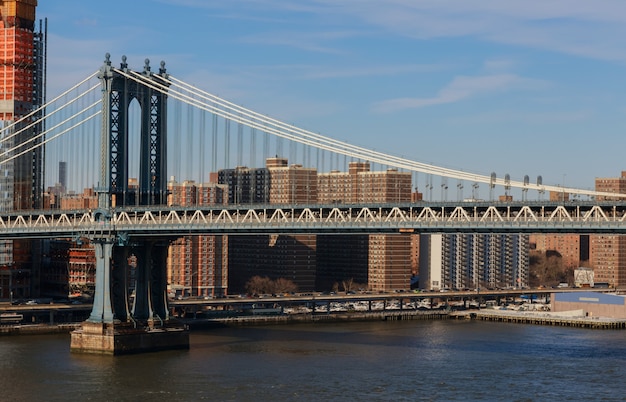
[{"left": 70, "top": 321, "right": 189, "bottom": 355}]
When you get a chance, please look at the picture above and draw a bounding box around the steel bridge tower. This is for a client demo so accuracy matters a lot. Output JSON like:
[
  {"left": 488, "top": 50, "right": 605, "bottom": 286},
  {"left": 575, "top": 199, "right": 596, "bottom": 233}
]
[
  {"left": 98, "top": 53, "right": 169, "bottom": 208},
  {"left": 71, "top": 55, "right": 187, "bottom": 355}
]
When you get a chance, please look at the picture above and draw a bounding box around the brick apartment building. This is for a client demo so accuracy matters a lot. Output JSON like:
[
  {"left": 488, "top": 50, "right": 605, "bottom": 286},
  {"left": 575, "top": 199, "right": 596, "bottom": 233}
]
[
  {"left": 530, "top": 233, "right": 589, "bottom": 271},
  {"left": 166, "top": 178, "right": 229, "bottom": 298},
  {"left": 317, "top": 162, "right": 414, "bottom": 292},
  {"left": 219, "top": 159, "right": 318, "bottom": 293},
  {"left": 591, "top": 172, "right": 626, "bottom": 287},
  {"left": 218, "top": 159, "right": 415, "bottom": 293}
]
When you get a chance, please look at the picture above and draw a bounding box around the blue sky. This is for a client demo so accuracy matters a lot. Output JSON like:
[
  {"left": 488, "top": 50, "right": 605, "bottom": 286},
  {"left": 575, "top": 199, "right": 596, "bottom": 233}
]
[{"left": 37, "top": 0, "right": 626, "bottom": 192}]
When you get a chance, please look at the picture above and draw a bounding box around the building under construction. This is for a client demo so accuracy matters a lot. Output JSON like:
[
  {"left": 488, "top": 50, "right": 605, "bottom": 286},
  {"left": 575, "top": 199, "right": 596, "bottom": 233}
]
[
  {"left": 0, "top": 0, "right": 45, "bottom": 210},
  {"left": 0, "top": 0, "right": 46, "bottom": 300}
]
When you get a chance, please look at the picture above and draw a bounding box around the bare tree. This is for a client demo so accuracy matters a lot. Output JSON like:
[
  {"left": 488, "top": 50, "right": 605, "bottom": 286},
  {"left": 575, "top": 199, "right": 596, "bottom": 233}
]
[
  {"left": 274, "top": 278, "right": 298, "bottom": 294},
  {"left": 245, "top": 276, "right": 298, "bottom": 296},
  {"left": 245, "top": 275, "right": 273, "bottom": 295},
  {"left": 341, "top": 278, "right": 354, "bottom": 292},
  {"left": 529, "top": 250, "right": 564, "bottom": 287}
]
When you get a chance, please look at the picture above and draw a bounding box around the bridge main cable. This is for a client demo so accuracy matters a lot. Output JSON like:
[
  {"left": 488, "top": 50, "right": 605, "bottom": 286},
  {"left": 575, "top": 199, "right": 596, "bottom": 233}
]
[
  {"left": 117, "top": 67, "right": 622, "bottom": 199},
  {"left": 0, "top": 100, "right": 101, "bottom": 165},
  {"left": 0, "top": 71, "right": 99, "bottom": 143}
]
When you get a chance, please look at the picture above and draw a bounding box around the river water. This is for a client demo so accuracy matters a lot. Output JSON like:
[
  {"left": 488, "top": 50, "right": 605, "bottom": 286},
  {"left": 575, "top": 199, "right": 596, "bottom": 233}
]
[{"left": 1, "top": 319, "right": 626, "bottom": 401}]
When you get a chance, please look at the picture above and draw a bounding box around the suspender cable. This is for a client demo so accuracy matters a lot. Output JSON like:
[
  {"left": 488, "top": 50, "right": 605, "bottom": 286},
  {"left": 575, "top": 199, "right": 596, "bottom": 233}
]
[{"left": 126, "top": 69, "right": 623, "bottom": 199}]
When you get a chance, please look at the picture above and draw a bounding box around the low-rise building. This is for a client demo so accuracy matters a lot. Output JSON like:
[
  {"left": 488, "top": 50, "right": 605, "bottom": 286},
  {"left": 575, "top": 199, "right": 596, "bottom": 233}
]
[{"left": 552, "top": 291, "right": 626, "bottom": 319}]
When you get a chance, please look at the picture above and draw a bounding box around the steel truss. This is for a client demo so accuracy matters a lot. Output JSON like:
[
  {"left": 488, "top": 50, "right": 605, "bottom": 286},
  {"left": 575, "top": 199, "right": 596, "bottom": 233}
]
[{"left": 2, "top": 201, "right": 626, "bottom": 238}]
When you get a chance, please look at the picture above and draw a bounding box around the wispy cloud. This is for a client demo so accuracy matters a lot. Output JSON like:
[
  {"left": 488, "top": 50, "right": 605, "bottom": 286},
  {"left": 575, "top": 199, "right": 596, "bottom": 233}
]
[
  {"left": 247, "top": 63, "right": 448, "bottom": 80},
  {"left": 301, "top": 63, "right": 448, "bottom": 79},
  {"left": 372, "top": 74, "right": 546, "bottom": 113},
  {"left": 320, "top": 0, "right": 626, "bottom": 62},
  {"left": 154, "top": 0, "right": 626, "bottom": 62},
  {"left": 238, "top": 30, "right": 360, "bottom": 54}
]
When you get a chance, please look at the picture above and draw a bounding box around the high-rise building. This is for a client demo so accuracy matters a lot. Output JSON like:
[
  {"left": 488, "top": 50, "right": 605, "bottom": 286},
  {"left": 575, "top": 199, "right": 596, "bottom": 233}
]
[
  {"left": 595, "top": 172, "right": 626, "bottom": 200},
  {"left": 317, "top": 162, "right": 413, "bottom": 292},
  {"left": 218, "top": 159, "right": 414, "bottom": 293},
  {"left": 217, "top": 166, "right": 270, "bottom": 204},
  {"left": 318, "top": 162, "right": 411, "bottom": 204},
  {"left": 0, "top": 0, "right": 45, "bottom": 211},
  {"left": 529, "top": 234, "right": 589, "bottom": 271},
  {"left": 166, "top": 178, "right": 229, "bottom": 298},
  {"left": 221, "top": 159, "right": 318, "bottom": 293},
  {"left": 419, "top": 233, "right": 529, "bottom": 291},
  {"left": 0, "top": 1, "right": 46, "bottom": 301},
  {"left": 591, "top": 172, "right": 626, "bottom": 287},
  {"left": 266, "top": 157, "right": 317, "bottom": 204}
]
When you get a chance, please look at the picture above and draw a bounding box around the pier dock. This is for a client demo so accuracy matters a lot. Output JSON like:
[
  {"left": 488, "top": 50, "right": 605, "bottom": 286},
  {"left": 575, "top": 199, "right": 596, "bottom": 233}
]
[{"left": 452, "top": 310, "right": 626, "bottom": 329}]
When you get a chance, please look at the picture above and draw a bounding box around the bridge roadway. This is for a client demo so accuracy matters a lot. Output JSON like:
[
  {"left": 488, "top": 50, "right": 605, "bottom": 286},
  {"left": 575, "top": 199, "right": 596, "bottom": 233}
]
[
  {"left": 168, "top": 287, "right": 614, "bottom": 313},
  {"left": 0, "top": 302, "right": 92, "bottom": 325},
  {"left": 2, "top": 200, "right": 626, "bottom": 239},
  {"left": 0, "top": 288, "right": 617, "bottom": 325}
]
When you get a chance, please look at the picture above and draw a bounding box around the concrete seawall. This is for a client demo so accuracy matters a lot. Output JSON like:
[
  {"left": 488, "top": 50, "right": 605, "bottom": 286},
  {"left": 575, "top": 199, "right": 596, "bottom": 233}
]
[
  {"left": 186, "top": 310, "right": 450, "bottom": 328},
  {"left": 0, "top": 323, "right": 81, "bottom": 335}
]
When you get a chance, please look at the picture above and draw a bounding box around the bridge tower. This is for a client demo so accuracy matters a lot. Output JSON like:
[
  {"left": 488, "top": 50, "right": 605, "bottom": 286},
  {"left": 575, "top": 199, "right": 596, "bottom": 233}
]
[
  {"left": 71, "top": 54, "right": 188, "bottom": 355},
  {"left": 98, "top": 53, "right": 169, "bottom": 208}
]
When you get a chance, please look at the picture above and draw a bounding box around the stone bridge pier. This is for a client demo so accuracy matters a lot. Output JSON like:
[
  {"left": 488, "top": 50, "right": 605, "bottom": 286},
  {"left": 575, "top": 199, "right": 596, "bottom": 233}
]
[{"left": 70, "top": 234, "right": 188, "bottom": 355}]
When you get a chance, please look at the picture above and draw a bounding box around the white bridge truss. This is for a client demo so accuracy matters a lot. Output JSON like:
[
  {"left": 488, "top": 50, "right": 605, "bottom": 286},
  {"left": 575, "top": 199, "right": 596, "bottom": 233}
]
[{"left": 2, "top": 201, "right": 626, "bottom": 239}]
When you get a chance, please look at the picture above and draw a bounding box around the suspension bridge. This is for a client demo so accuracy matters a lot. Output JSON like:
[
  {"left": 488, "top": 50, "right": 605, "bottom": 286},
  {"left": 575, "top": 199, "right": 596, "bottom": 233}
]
[
  {"left": 1, "top": 54, "right": 624, "bottom": 354},
  {"left": 1, "top": 54, "right": 625, "bottom": 239}
]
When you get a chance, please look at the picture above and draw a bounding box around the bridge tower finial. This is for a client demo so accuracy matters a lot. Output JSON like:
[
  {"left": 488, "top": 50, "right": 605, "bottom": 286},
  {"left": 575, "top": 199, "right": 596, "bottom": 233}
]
[
  {"left": 143, "top": 58, "right": 151, "bottom": 75},
  {"left": 159, "top": 60, "right": 167, "bottom": 76}
]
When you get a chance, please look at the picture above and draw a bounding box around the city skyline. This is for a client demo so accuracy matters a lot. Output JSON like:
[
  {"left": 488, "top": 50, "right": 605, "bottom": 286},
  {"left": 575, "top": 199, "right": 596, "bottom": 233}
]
[{"left": 37, "top": 1, "right": 626, "bottom": 192}]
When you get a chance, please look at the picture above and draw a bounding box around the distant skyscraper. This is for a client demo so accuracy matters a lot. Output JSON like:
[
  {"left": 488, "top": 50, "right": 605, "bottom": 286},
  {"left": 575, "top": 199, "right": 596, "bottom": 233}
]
[{"left": 58, "top": 161, "right": 66, "bottom": 191}]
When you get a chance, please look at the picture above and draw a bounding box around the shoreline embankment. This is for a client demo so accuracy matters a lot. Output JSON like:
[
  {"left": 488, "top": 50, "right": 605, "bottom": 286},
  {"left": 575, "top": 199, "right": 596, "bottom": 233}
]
[{"left": 3, "top": 308, "right": 626, "bottom": 335}]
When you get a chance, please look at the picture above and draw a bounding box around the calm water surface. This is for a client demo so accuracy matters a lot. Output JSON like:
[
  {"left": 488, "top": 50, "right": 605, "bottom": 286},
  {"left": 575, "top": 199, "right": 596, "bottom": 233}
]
[{"left": 1, "top": 320, "right": 626, "bottom": 401}]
